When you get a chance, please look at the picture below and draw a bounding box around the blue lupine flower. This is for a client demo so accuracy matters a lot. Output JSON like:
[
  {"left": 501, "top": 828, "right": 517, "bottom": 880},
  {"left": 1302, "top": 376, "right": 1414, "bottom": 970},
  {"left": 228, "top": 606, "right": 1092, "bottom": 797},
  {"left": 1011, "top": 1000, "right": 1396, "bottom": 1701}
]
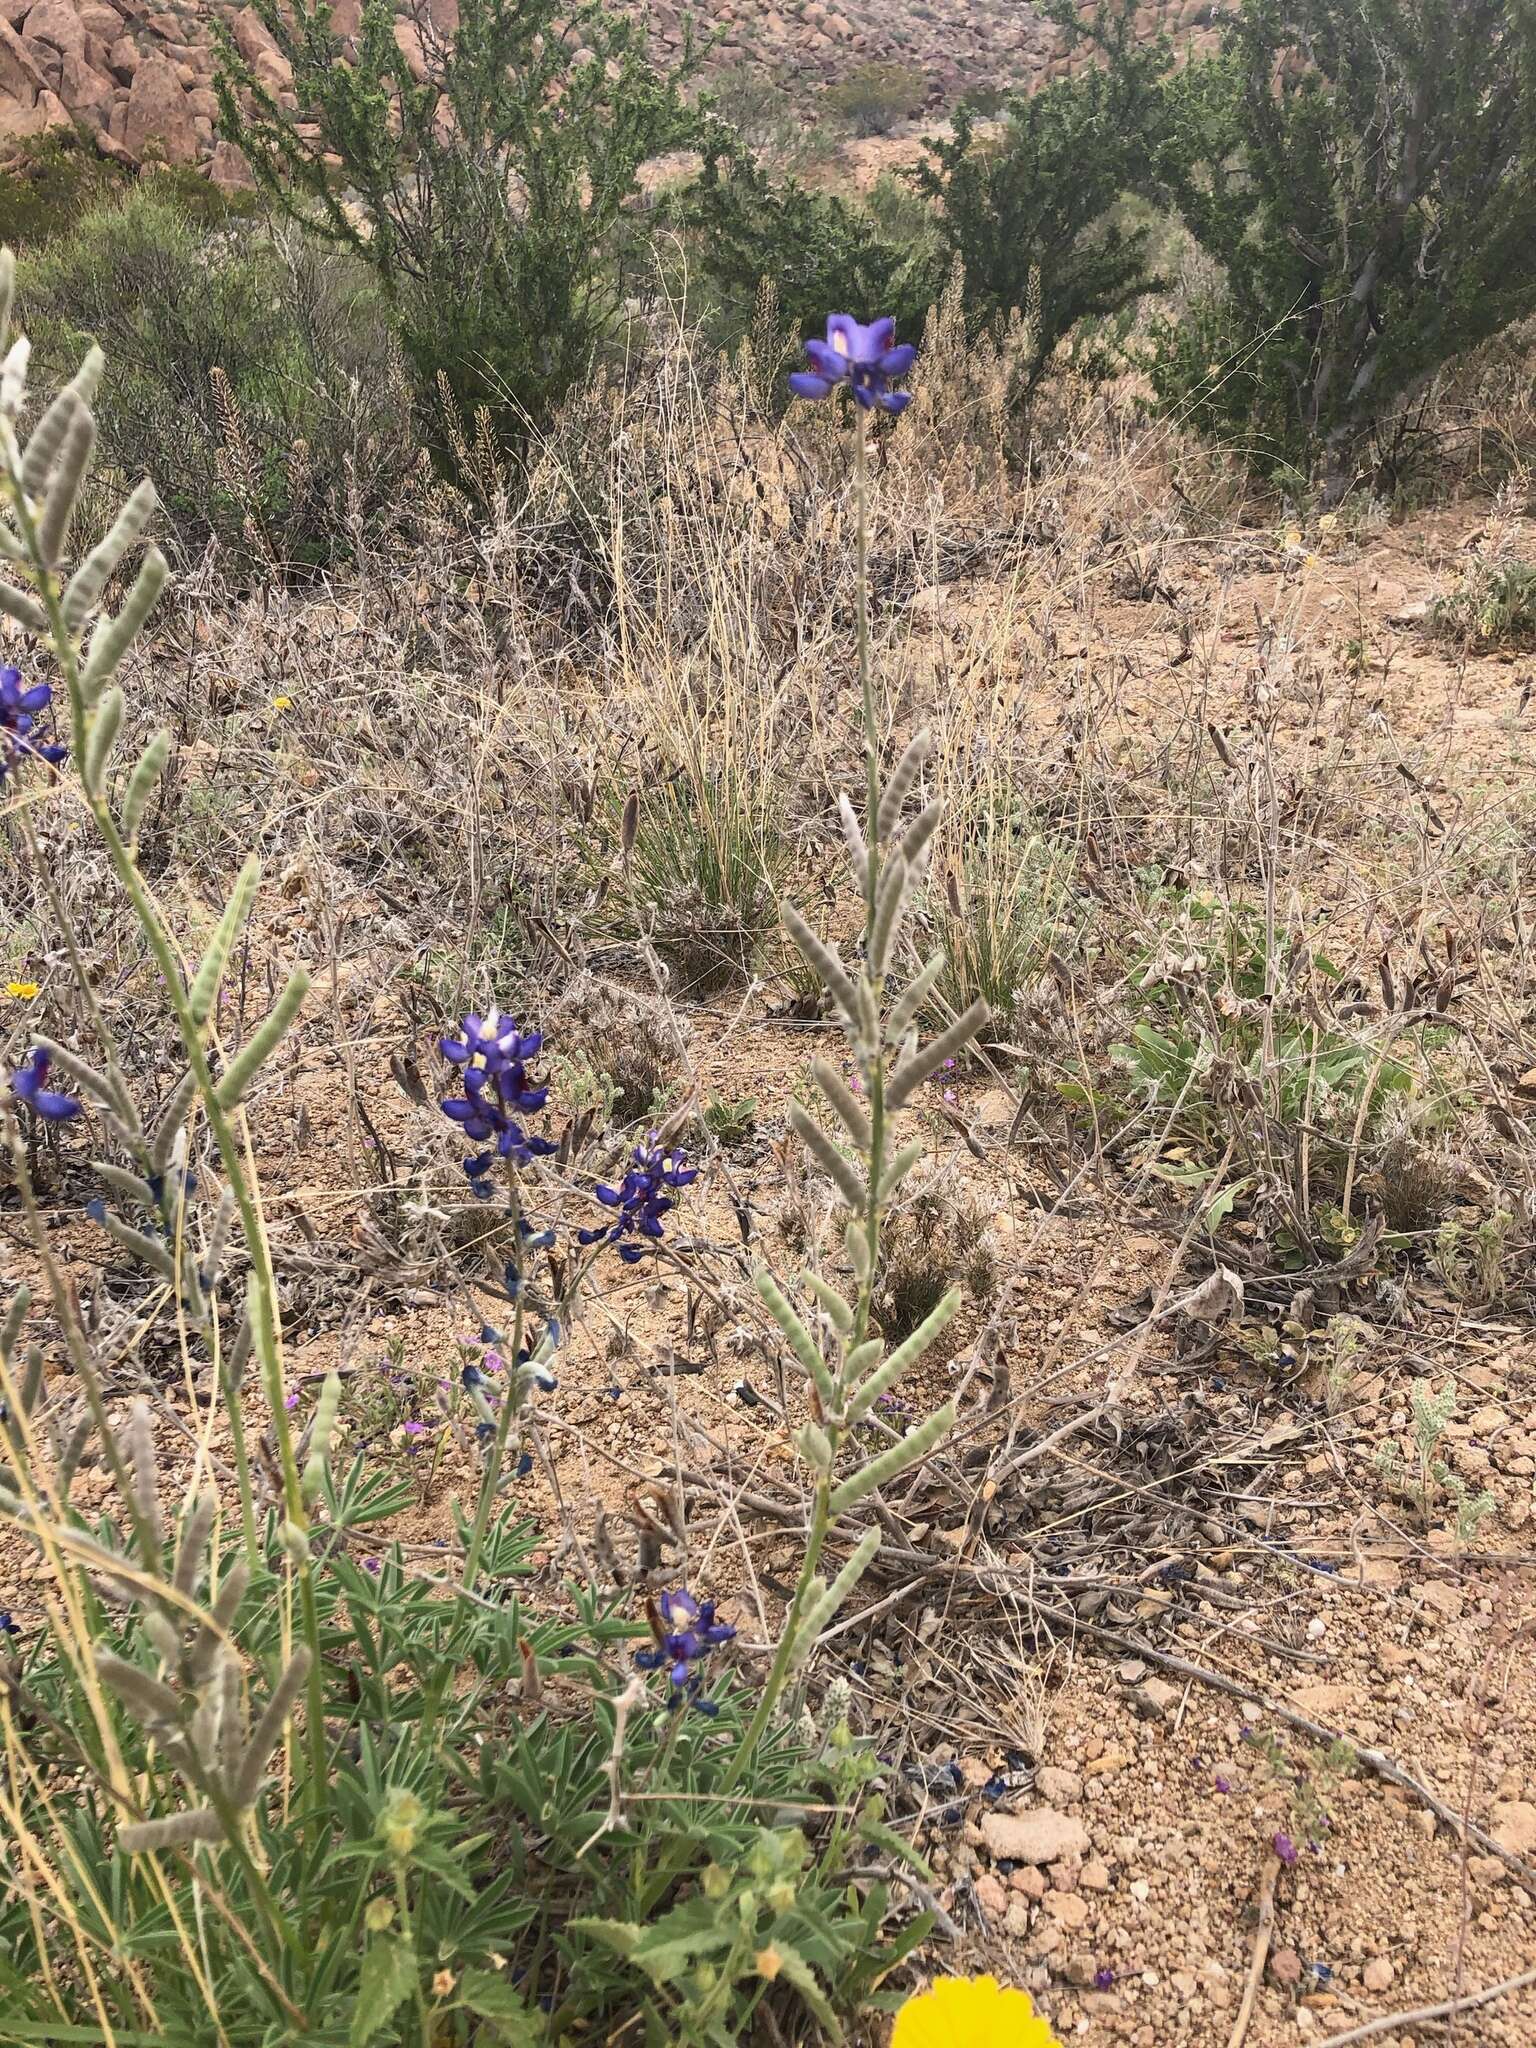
[
  {"left": 0, "top": 1610, "right": 18, "bottom": 1636},
  {"left": 578, "top": 1137, "right": 698, "bottom": 1264},
  {"left": 439, "top": 1008, "right": 557, "bottom": 1195},
  {"left": 8, "top": 1049, "right": 81, "bottom": 1122},
  {"left": 636, "top": 1587, "right": 736, "bottom": 1714},
  {"left": 0, "top": 667, "right": 66, "bottom": 782},
  {"left": 788, "top": 315, "right": 916, "bottom": 413}
]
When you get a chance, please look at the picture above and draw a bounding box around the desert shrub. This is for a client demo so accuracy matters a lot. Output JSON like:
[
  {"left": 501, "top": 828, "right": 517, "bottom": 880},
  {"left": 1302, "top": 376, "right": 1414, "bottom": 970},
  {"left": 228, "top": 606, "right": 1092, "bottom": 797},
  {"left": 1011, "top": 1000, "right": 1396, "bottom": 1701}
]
[
  {"left": 709, "top": 61, "right": 833, "bottom": 175},
  {"left": 687, "top": 144, "right": 942, "bottom": 348},
  {"left": 912, "top": 8, "right": 1175, "bottom": 399},
  {"left": 0, "top": 129, "right": 251, "bottom": 249},
  {"left": 1147, "top": 0, "right": 1536, "bottom": 493},
  {"left": 217, "top": 0, "right": 700, "bottom": 464},
  {"left": 22, "top": 189, "right": 413, "bottom": 570},
  {"left": 822, "top": 60, "right": 928, "bottom": 138},
  {"left": 1431, "top": 556, "right": 1536, "bottom": 649}
]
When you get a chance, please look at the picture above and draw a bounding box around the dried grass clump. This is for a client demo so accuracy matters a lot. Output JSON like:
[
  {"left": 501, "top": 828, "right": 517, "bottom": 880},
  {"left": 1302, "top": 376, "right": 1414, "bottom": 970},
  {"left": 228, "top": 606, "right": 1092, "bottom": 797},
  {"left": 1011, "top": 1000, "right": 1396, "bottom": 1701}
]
[{"left": 545, "top": 969, "right": 685, "bottom": 1125}]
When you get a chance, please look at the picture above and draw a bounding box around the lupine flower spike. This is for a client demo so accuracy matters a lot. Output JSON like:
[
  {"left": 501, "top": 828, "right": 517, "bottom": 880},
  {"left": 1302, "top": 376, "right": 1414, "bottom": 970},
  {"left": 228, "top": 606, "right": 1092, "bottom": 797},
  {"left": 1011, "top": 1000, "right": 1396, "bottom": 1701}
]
[
  {"left": 0, "top": 666, "right": 66, "bottom": 782},
  {"left": 579, "top": 1136, "right": 698, "bottom": 1263},
  {"left": 439, "top": 1008, "right": 557, "bottom": 1196},
  {"left": 635, "top": 1587, "right": 736, "bottom": 1714},
  {"left": 8, "top": 1049, "right": 81, "bottom": 1122},
  {"left": 789, "top": 315, "right": 916, "bottom": 413}
]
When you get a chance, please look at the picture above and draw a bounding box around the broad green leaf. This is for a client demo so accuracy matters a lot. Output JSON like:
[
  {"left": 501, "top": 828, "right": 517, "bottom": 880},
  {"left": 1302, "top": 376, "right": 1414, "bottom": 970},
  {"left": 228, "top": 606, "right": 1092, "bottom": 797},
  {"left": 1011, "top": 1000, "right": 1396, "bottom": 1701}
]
[
  {"left": 349, "top": 1936, "right": 417, "bottom": 2046},
  {"left": 568, "top": 1916, "right": 643, "bottom": 1959},
  {"left": 456, "top": 1969, "right": 543, "bottom": 2041}
]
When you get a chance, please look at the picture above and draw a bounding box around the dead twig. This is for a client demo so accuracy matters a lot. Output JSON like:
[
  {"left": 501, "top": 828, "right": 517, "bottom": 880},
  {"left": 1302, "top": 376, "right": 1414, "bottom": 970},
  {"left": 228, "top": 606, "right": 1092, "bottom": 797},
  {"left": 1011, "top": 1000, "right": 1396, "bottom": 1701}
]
[
  {"left": 1227, "top": 1851, "right": 1281, "bottom": 2048},
  {"left": 1315, "top": 1963, "right": 1536, "bottom": 2046}
]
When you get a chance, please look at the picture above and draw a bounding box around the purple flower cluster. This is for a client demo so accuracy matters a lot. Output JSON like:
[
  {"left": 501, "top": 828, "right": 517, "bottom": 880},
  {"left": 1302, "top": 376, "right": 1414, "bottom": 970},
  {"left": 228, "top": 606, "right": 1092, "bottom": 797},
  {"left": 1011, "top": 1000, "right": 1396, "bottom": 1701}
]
[
  {"left": 789, "top": 315, "right": 915, "bottom": 413},
  {"left": 0, "top": 667, "right": 66, "bottom": 784},
  {"left": 439, "top": 1010, "right": 557, "bottom": 1197},
  {"left": 7, "top": 1048, "right": 80, "bottom": 1122},
  {"left": 636, "top": 1588, "right": 736, "bottom": 1714},
  {"left": 578, "top": 1138, "right": 698, "bottom": 1264}
]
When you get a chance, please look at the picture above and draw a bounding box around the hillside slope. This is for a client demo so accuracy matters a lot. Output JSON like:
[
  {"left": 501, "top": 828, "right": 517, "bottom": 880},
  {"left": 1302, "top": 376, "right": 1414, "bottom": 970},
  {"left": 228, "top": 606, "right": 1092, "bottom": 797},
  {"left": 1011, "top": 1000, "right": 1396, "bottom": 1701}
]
[{"left": 0, "top": 0, "right": 1213, "bottom": 185}]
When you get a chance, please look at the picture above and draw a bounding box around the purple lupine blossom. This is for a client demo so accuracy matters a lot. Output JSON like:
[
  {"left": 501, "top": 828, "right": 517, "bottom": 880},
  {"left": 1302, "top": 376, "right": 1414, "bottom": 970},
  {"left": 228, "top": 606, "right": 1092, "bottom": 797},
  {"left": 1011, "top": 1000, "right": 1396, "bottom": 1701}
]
[
  {"left": 788, "top": 315, "right": 916, "bottom": 413},
  {"left": 0, "top": 667, "right": 66, "bottom": 783},
  {"left": 7, "top": 1049, "right": 80, "bottom": 1122},
  {"left": 1274, "top": 1832, "right": 1298, "bottom": 1866},
  {"left": 578, "top": 1137, "right": 697, "bottom": 1265},
  {"left": 635, "top": 1587, "right": 736, "bottom": 1714},
  {"left": 439, "top": 1008, "right": 557, "bottom": 1196}
]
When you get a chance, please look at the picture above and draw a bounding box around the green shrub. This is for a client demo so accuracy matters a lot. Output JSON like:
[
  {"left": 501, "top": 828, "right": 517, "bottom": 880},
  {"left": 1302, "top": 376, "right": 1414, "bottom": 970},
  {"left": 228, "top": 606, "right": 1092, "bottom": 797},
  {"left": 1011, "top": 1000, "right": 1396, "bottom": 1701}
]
[
  {"left": 23, "top": 190, "right": 413, "bottom": 569},
  {"left": 216, "top": 0, "right": 700, "bottom": 464},
  {"left": 1431, "top": 557, "right": 1536, "bottom": 649},
  {"left": 913, "top": 5, "right": 1175, "bottom": 398},
  {"left": 687, "top": 144, "right": 942, "bottom": 351},
  {"left": 822, "top": 60, "right": 928, "bottom": 138},
  {"left": 1147, "top": 0, "right": 1536, "bottom": 492},
  {"left": 0, "top": 130, "right": 253, "bottom": 250}
]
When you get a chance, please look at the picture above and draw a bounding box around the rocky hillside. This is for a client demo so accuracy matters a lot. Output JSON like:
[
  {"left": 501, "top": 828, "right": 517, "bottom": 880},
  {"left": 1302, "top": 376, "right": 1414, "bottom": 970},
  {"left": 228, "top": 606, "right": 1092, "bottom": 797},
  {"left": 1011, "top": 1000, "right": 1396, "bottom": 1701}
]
[{"left": 0, "top": 0, "right": 1211, "bottom": 186}]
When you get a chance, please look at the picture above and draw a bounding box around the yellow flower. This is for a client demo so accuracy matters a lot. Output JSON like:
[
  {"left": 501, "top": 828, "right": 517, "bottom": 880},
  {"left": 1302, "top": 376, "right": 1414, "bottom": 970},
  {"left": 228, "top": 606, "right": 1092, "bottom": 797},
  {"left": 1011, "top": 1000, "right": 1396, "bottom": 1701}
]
[
  {"left": 271, "top": 695, "right": 293, "bottom": 711},
  {"left": 755, "top": 1947, "right": 783, "bottom": 1982},
  {"left": 431, "top": 1969, "right": 456, "bottom": 1998},
  {"left": 6, "top": 981, "right": 39, "bottom": 1000},
  {"left": 892, "top": 1976, "right": 1064, "bottom": 2048},
  {"left": 1282, "top": 525, "right": 1303, "bottom": 551}
]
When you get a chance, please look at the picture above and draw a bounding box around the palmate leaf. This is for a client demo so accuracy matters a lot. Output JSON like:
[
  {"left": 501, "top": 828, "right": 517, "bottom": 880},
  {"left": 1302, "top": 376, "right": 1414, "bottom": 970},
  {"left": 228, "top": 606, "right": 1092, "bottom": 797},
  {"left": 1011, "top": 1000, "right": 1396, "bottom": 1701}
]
[{"left": 455, "top": 1970, "right": 543, "bottom": 2042}]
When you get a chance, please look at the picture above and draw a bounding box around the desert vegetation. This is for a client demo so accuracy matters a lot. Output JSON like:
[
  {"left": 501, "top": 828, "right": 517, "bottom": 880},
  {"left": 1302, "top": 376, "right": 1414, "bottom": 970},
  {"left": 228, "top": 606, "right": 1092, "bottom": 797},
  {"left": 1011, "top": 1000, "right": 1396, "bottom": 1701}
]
[{"left": 3, "top": 1, "right": 1536, "bottom": 2045}]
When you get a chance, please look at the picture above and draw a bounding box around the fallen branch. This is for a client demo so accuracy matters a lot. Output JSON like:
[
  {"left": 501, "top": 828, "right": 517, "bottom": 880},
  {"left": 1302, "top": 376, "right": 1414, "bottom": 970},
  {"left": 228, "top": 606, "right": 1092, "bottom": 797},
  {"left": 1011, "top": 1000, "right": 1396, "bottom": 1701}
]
[{"left": 1227, "top": 1852, "right": 1281, "bottom": 2048}]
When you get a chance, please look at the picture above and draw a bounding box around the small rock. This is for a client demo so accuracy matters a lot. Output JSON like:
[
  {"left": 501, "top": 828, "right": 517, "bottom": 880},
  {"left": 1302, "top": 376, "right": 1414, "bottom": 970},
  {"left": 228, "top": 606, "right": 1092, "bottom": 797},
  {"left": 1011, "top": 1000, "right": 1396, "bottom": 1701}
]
[
  {"left": 1117, "top": 1657, "right": 1149, "bottom": 1683},
  {"left": 1045, "top": 1890, "right": 1089, "bottom": 1929},
  {"left": 1004, "top": 1897, "right": 1031, "bottom": 1938},
  {"left": 1035, "top": 1765, "right": 1083, "bottom": 1805},
  {"left": 981, "top": 1808, "right": 1090, "bottom": 1866},
  {"left": 1079, "top": 1858, "right": 1111, "bottom": 1891},
  {"left": 1269, "top": 1946, "right": 1303, "bottom": 1988},
  {"left": 1362, "top": 1957, "right": 1395, "bottom": 1993},
  {"left": 1492, "top": 1802, "right": 1536, "bottom": 1857},
  {"left": 1130, "top": 1676, "right": 1180, "bottom": 1720},
  {"left": 1010, "top": 1865, "right": 1047, "bottom": 1899},
  {"left": 1064, "top": 1952, "right": 1098, "bottom": 1988},
  {"left": 975, "top": 1873, "right": 1007, "bottom": 1915}
]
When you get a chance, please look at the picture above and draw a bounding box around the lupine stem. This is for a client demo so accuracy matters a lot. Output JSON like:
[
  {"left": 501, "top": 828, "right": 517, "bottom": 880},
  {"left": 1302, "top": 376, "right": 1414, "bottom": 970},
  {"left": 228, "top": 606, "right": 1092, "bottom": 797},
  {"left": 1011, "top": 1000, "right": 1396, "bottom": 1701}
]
[
  {"left": 728, "top": 399, "right": 887, "bottom": 1783},
  {"left": 461, "top": 1179, "right": 527, "bottom": 1595},
  {"left": 1, "top": 455, "right": 329, "bottom": 1808}
]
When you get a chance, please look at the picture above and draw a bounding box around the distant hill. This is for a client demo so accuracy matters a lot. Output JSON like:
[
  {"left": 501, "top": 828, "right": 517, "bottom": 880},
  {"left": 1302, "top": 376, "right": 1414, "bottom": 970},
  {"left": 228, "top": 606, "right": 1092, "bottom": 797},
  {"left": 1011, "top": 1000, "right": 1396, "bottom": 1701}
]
[{"left": 0, "top": 0, "right": 1216, "bottom": 187}]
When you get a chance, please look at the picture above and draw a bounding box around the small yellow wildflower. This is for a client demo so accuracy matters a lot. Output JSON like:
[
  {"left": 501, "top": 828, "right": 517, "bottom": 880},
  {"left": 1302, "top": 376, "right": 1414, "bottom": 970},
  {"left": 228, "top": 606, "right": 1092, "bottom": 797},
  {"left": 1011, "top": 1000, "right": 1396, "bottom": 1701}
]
[
  {"left": 892, "top": 1976, "right": 1064, "bottom": 2048},
  {"left": 755, "top": 1947, "right": 783, "bottom": 1982},
  {"left": 1282, "top": 525, "right": 1304, "bottom": 551},
  {"left": 1304, "top": 552, "right": 1320, "bottom": 569},
  {"left": 271, "top": 695, "right": 293, "bottom": 711},
  {"left": 6, "top": 981, "right": 39, "bottom": 1001},
  {"left": 432, "top": 1969, "right": 456, "bottom": 1998}
]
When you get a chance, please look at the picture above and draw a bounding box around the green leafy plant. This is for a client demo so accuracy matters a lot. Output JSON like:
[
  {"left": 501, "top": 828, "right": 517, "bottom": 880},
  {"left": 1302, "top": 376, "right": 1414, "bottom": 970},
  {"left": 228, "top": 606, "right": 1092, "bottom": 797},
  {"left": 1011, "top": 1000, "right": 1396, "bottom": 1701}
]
[
  {"left": 687, "top": 144, "right": 942, "bottom": 349},
  {"left": 23, "top": 188, "right": 413, "bottom": 570},
  {"left": 822, "top": 61, "right": 928, "bottom": 138},
  {"left": 1431, "top": 558, "right": 1536, "bottom": 649},
  {"left": 1374, "top": 1377, "right": 1498, "bottom": 1545},
  {"left": 1148, "top": 0, "right": 1536, "bottom": 492},
  {"left": 216, "top": 0, "right": 701, "bottom": 461},
  {"left": 913, "top": 2, "right": 1175, "bottom": 397}
]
